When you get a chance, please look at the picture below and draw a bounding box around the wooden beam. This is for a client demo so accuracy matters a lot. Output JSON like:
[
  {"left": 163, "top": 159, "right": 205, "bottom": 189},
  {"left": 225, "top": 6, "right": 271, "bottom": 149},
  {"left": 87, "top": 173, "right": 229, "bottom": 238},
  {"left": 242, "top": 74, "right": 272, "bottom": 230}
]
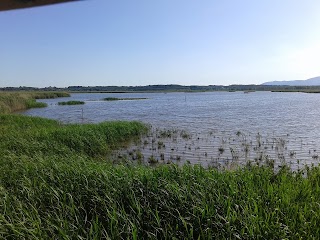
[{"left": 0, "top": 0, "right": 81, "bottom": 11}]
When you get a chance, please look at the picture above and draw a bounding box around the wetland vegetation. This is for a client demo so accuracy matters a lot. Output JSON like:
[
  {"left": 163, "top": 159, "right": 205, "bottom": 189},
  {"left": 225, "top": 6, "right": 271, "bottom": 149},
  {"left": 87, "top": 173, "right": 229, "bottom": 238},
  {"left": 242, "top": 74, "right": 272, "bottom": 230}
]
[
  {"left": 1, "top": 92, "right": 320, "bottom": 239},
  {"left": 114, "top": 127, "right": 320, "bottom": 171},
  {"left": 58, "top": 100, "right": 85, "bottom": 105},
  {"left": 0, "top": 91, "right": 70, "bottom": 114},
  {"left": 103, "top": 97, "right": 148, "bottom": 101}
]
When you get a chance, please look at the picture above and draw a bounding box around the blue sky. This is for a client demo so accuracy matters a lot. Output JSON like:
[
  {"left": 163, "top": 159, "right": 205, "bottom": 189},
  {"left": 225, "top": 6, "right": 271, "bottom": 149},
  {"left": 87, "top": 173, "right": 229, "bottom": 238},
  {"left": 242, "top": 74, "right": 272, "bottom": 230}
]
[{"left": 1, "top": 0, "right": 320, "bottom": 87}]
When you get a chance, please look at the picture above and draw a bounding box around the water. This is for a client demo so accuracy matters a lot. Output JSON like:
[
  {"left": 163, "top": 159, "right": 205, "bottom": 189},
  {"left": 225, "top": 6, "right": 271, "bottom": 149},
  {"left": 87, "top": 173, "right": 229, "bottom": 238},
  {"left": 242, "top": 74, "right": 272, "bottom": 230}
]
[{"left": 22, "top": 91, "right": 320, "bottom": 169}]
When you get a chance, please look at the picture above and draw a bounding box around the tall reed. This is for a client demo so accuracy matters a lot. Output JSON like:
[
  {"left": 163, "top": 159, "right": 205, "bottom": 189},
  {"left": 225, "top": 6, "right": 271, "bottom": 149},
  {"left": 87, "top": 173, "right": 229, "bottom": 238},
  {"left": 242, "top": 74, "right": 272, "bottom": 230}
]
[{"left": 1, "top": 155, "right": 319, "bottom": 239}]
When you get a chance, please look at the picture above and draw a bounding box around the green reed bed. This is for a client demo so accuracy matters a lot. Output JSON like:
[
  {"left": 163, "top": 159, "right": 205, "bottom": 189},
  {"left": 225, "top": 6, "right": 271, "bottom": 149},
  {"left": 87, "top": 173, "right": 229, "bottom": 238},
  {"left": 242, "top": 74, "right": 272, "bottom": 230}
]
[
  {"left": 58, "top": 100, "right": 85, "bottom": 105},
  {"left": 0, "top": 91, "right": 70, "bottom": 114},
  {"left": 1, "top": 155, "right": 320, "bottom": 239},
  {"left": 0, "top": 114, "right": 320, "bottom": 239},
  {"left": 0, "top": 115, "right": 147, "bottom": 158}
]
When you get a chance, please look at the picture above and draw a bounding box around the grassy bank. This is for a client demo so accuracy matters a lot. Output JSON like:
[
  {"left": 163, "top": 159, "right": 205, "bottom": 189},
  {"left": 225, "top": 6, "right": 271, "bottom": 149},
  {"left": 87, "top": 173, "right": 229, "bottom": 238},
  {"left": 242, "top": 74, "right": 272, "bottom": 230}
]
[
  {"left": 0, "top": 114, "right": 320, "bottom": 239},
  {"left": 0, "top": 91, "right": 70, "bottom": 114}
]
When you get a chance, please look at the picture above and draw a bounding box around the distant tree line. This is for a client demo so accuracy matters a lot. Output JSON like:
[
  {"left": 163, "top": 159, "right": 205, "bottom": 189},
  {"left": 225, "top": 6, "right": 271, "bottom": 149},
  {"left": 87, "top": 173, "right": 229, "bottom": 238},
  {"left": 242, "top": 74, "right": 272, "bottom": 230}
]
[{"left": 1, "top": 84, "right": 320, "bottom": 93}]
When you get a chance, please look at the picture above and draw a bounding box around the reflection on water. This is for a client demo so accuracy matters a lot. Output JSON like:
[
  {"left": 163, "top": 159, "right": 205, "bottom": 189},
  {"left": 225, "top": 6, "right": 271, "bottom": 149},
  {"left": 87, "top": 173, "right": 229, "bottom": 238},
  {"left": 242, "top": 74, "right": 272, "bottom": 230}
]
[{"left": 22, "top": 91, "right": 320, "bottom": 168}]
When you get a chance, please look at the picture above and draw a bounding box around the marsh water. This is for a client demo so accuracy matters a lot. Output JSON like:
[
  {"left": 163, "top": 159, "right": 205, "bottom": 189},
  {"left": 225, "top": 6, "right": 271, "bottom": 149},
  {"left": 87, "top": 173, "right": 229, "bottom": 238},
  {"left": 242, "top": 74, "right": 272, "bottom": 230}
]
[{"left": 23, "top": 91, "right": 320, "bottom": 169}]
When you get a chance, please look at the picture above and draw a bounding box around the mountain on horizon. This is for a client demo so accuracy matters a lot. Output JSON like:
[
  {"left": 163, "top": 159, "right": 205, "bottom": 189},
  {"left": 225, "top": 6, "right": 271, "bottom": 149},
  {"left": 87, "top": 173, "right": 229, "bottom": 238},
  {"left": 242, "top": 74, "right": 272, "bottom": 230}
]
[{"left": 262, "top": 76, "right": 320, "bottom": 86}]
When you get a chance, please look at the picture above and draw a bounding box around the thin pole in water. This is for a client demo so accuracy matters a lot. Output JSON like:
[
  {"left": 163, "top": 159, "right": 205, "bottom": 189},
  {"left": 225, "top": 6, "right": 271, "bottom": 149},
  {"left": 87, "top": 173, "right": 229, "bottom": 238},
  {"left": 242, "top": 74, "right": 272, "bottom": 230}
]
[{"left": 81, "top": 108, "right": 84, "bottom": 123}]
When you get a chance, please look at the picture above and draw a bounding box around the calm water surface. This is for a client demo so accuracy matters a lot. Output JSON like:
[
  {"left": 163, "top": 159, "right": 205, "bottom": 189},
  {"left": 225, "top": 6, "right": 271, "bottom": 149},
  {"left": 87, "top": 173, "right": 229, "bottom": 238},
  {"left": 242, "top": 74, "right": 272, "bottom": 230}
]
[{"left": 23, "top": 91, "right": 320, "bottom": 169}]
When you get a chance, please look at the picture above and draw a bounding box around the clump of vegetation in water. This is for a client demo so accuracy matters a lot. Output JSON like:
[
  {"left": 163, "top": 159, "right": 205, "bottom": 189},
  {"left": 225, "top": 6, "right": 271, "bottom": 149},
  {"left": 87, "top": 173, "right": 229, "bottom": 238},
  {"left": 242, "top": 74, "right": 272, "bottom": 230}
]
[
  {"left": 25, "top": 99, "right": 47, "bottom": 108},
  {"left": 157, "top": 141, "right": 165, "bottom": 149},
  {"left": 136, "top": 150, "right": 144, "bottom": 162},
  {"left": 103, "top": 97, "right": 148, "bottom": 101},
  {"left": 218, "top": 146, "right": 225, "bottom": 154},
  {"left": 58, "top": 100, "right": 85, "bottom": 105},
  {"left": 148, "top": 155, "right": 158, "bottom": 164},
  {"left": 181, "top": 130, "right": 191, "bottom": 139}
]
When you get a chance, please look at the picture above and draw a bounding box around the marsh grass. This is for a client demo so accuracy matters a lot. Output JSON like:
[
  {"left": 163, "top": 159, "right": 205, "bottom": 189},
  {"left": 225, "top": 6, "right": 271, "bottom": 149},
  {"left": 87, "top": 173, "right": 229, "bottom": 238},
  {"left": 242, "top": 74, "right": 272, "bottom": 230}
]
[
  {"left": 0, "top": 114, "right": 148, "bottom": 158},
  {"left": 1, "top": 100, "right": 320, "bottom": 238},
  {"left": 1, "top": 154, "right": 320, "bottom": 239},
  {"left": 0, "top": 91, "right": 70, "bottom": 113},
  {"left": 25, "top": 99, "right": 47, "bottom": 108}
]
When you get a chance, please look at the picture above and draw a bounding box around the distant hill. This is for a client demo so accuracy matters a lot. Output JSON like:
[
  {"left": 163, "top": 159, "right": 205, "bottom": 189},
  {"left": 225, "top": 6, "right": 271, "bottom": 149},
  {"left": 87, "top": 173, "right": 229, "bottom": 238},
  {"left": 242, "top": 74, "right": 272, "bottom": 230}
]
[{"left": 262, "top": 76, "right": 320, "bottom": 86}]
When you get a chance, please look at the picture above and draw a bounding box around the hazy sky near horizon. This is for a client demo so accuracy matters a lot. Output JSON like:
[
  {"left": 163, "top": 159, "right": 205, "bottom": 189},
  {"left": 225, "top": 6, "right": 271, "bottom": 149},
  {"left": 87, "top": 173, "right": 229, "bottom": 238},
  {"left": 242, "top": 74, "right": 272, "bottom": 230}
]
[{"left": 1, "top": 0, "right": 320, "bottom": 87}]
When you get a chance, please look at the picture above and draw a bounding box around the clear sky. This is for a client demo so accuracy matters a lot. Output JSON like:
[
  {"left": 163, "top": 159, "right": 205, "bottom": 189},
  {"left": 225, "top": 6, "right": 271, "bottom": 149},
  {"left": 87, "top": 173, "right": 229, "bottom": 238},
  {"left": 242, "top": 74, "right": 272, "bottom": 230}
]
[{"left": 1, "top": 0, "right": 320, "bottom": 87}]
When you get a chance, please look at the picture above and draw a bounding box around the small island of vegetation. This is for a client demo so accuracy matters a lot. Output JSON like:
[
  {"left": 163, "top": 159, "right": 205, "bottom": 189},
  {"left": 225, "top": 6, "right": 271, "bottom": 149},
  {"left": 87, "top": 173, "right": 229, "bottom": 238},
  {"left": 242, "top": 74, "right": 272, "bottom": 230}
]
[
  {"left": 58, "top": 100, "right": 85, "bottom": 105},
  {"left": 103, "top": 97, "right": 148, "bottom": 101}
]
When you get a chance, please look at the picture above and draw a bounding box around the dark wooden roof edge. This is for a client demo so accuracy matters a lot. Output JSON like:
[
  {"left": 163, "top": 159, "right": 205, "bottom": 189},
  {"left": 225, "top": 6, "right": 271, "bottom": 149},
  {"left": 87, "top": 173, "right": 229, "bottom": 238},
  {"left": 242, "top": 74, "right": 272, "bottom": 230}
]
[{"left": 0, "top": 0, "right": 82, "bottom": 11}]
